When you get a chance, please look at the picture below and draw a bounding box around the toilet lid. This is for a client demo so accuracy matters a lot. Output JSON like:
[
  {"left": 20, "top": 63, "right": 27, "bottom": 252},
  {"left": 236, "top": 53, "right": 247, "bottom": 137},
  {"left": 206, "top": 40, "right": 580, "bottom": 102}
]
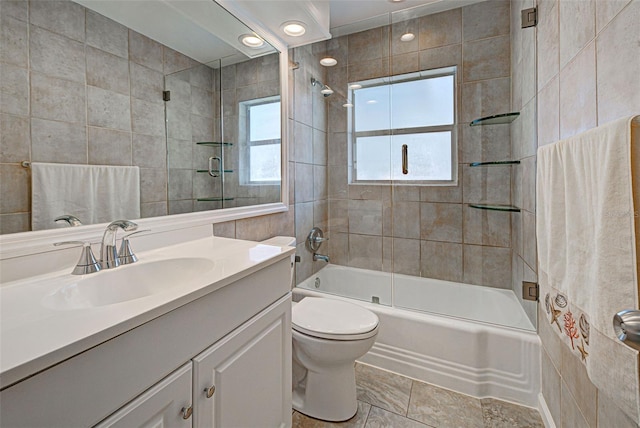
[{"left": 292, "top": 297, "right": 379, "bottom": 340}]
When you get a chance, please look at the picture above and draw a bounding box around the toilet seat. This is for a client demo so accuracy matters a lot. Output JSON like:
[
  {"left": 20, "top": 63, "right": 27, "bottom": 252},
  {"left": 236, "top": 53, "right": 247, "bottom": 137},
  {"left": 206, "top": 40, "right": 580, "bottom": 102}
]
[{"left": 292, "top": 297, "right": 379, "bottom": 341}]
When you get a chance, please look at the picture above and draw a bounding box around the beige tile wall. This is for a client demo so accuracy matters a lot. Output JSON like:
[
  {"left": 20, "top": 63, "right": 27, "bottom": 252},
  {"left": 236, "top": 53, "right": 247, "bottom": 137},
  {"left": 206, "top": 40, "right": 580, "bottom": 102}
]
[
  {"left": 318, "top": 1, "right": 515, "bottom": 289},
  {"left": 513, "top": 0, "right": 640, "bottom": 425},
  {"left": 0, "top": 0, "right": 202, "bottom": 231}
]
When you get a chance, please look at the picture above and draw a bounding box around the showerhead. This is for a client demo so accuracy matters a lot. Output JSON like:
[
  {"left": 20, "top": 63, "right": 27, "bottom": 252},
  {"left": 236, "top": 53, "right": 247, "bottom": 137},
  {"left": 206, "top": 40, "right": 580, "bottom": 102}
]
[{"left": 311, "top": 77, "right": 333, "bottom": 97}]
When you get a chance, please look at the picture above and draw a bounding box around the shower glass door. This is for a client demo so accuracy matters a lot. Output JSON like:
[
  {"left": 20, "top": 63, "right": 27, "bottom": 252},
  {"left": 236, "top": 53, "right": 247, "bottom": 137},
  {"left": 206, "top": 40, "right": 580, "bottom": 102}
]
[
  {"left": 164, "top": 60, "right": 228, "bottom": 214},
  {"left": 386, "top": 5, "right": 537, "bottom": 331}
]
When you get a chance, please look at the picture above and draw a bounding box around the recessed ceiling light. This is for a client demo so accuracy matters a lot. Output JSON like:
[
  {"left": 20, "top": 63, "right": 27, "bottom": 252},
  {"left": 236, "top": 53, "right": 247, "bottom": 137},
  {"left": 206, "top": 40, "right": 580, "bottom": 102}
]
[
  {"left": 239, "top": 34, "right": 264, "bottom": 48},
  {"left": 320, "top": 87, "right": 334, "bottom": 95},
  {"left": 366, "top": 100, "right": 378, "bottom": 104},
  {"left": 320, "top": 57, "right": 337, "bottom": 66},
  {"left": 349, "top": 84, "right": 362, "bottom": 90},
  {"left": 400, "top": 33, "right": 415, "bottom": 42},
  {"left": 343, "top": 103, "right": 353, "bottom": 108},
  {"left": 388, "top": 0, "right": 405, "bottom": 2},
  {"left": 281, "top": 21, "right": 306, "bottom": 37}
]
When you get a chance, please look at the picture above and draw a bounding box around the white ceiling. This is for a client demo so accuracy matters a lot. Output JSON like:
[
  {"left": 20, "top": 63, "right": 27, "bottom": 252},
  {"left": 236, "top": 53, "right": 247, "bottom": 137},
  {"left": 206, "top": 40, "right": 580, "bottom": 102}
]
[{"left": 328, "top": 0, "right": 483, "bottom": 37}]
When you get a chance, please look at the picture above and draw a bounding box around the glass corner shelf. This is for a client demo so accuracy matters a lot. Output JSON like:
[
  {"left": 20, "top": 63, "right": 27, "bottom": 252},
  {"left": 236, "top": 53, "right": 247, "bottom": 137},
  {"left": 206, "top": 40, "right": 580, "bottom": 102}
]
[
  {"left": 196, "top": 197, "right": 235, "bottom": 202},
  {"left": 469, "top": 203, "right": 521, "bottom": 212},
  {"left": 196, "top": 141, "right": 233, "bottom": 146},
  {"left": 469, "top": 160, "right": 520, "bottom": 167},
  {"left": 470, "top": 112, "right": 520, "bottom": 126}
]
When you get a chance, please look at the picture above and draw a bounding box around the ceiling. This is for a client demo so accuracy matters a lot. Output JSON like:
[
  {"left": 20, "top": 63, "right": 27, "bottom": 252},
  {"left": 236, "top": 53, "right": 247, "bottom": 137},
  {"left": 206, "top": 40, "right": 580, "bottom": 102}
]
[{"left": 328, "top": 0, "right": 483, "bottom": 37}]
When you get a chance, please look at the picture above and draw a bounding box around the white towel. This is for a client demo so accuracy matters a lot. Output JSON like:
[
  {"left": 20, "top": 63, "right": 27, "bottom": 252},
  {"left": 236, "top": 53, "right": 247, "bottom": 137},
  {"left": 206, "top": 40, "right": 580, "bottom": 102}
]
[
  {"left": 31, "top": 163, "right": 140, "bottom": 231},
  {"left": 537, "top": 115, "right": 640, "bottom": 422}
]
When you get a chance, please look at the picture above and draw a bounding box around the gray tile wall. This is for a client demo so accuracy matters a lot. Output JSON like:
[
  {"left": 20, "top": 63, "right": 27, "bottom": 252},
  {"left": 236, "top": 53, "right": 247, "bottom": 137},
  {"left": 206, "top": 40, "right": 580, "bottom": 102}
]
[
  {"left": 319, "top": 1, "right": 515, "bottom": 289},
  {"left": 0, "top": 0, "right": 201, "bottom": 232},
  {"left": 0, "top": 0, "right": 289, "bottom": 236},
  {"left": 513, "top": 0, "right": 640, "bottom": 426}
]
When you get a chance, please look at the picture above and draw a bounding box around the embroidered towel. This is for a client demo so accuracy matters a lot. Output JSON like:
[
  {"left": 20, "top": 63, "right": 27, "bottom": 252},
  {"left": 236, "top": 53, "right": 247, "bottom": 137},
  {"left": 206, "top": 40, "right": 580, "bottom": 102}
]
[
  {"left": 537, "top": 115, "right": 640, "bottom": 422},
  {"left": 31, "top": 163, "right": 140, "bottom": 231}
]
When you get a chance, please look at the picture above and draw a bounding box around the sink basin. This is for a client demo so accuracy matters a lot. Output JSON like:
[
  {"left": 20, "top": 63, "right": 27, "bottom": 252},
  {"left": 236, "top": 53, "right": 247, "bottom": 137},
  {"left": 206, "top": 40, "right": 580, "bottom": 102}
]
[{"left": 42, "top": 258, "right": 215, "bottom": 310}]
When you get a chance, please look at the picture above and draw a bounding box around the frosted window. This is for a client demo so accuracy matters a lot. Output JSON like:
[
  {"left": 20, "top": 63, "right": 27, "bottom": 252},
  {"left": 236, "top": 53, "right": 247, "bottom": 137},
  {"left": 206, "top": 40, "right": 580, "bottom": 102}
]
[
  {"left": 354, "top": 76, "right": 454, "bottom": 133},
  {"left": 351, "top": 67, "right": 456, "bottom": 184},
  {"left": 250, "top": 102, "right": 281, "bottom": 141},
  {"left": 250, "top": 144, "right": 281, "bottom": 182},
  {"left": 356, "top": 133, "right": 452, "bottom": 181}
]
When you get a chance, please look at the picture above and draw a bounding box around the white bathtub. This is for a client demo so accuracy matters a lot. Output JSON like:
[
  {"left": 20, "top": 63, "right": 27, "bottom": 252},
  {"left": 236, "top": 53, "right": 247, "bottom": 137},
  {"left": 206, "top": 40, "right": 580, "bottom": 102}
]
[{"left": 294, "top": 264, "right": 541, "bottom": 408}]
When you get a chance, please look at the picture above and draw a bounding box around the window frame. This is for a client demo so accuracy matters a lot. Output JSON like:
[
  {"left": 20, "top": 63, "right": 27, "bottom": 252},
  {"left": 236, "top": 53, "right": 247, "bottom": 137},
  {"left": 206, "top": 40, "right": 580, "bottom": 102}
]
[
  {"left": 239, "top": 96, "right": 282, "bottom": 185},
  {"left": 349, "top": 66, "right": 458, "bottom": 186}
]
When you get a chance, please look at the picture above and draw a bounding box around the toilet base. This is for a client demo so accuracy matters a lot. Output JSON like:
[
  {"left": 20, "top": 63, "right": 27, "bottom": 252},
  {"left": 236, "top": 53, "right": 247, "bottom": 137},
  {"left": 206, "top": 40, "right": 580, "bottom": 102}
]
[{"left": 292, "top": 357, "right": 358, "bottom": 422}]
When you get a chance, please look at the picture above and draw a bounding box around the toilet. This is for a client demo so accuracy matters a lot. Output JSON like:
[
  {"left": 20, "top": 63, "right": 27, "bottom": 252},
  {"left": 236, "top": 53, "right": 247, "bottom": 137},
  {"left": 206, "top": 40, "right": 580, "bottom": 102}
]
[{"left": 260, "top": 237, "right": 379, "bottom": 422}]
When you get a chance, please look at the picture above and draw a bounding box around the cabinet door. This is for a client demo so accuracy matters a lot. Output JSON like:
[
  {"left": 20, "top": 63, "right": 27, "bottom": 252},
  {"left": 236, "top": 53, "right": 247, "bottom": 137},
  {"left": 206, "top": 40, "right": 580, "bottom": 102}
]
[
  {"left": 193, "top": 295, "right": 292, "bottom": 428},
  {"left": 95, "top": 363, "right": 193, "bottom": 428}
]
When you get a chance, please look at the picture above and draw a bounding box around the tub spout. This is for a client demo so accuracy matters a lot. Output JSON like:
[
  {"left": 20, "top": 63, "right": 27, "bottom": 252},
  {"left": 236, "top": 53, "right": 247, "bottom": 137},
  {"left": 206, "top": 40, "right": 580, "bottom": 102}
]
[{"left": 313, "top": 253, "right": 330, "bottom": 263}]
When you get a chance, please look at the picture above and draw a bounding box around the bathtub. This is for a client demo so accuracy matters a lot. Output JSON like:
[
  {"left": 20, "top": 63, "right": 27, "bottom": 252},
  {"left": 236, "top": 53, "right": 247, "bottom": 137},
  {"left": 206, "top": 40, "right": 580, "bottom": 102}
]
[{"left": 294, "top": 264, "right": 541, "bottom": 408}]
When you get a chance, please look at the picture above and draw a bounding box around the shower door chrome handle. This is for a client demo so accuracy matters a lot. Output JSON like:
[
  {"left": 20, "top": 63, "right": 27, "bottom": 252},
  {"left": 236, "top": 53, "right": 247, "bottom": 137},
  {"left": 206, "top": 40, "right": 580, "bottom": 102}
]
[
  {"left": 208, "top": 156, "right": 221, "bottom": 177},
  {"left": 613, "top": 310, "right": 640, "bottom": 351},
  {"left": 402, "top": 144, "right": 408, "bottom": 175}
]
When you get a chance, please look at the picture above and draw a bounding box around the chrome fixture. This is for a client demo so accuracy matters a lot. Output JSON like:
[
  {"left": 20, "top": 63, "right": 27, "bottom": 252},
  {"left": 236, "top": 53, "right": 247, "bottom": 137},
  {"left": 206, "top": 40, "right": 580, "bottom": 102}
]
[
  {"left": 306, "top": 227, "right": 326, "bottom": 252},
  {"left": 54, "top": 214, "right": 83, "bottom": 227},
  {"left": 118, "top": 229, "right": 150, "bottom": 265},
  {"left": 311, "top": 78, "right": 333, "bottom": 97},
  {"left": 100, "top": 220, "right": 138, "bottom": 269},
  {"left": 313, "top": 253, "right": 330, "bottom": 263},
  {"left": 307, "top": 227, "right": 329, "bottom": 263},
  {"left": 54, "top": 241, "right": 101, "bottom": 275},
  {"left": 613, "top": 310, "right": 640, "bottom": 351}
]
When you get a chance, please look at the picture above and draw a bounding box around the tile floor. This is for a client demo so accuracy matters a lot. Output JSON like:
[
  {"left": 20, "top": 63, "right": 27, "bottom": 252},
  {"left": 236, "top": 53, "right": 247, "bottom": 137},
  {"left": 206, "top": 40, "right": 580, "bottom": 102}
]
[{"left": 292, "top": 363, "right": 544, "bottom": 428}]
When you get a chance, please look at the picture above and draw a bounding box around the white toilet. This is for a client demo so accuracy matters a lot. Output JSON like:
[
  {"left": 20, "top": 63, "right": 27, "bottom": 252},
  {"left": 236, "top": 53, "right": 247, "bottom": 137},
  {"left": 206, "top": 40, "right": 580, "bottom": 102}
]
[{"left": 260, "top": 237, "right": 379, "bottom": 422}]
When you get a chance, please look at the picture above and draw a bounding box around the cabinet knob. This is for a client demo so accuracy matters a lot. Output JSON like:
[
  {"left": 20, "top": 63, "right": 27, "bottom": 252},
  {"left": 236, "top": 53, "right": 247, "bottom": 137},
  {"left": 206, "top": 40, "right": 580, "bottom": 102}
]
[
  {"left": 181, "top": 406, "right": 193, "bottom": 420},
  {"left": 204, "top": 385, "right": 216, "bottom": 398}
]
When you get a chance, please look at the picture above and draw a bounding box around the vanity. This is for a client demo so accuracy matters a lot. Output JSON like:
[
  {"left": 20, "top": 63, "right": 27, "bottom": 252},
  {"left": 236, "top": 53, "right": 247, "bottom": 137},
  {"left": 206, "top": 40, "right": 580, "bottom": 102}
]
[{"left": 0, "top": 234, "right": 295, "bottom": 427}]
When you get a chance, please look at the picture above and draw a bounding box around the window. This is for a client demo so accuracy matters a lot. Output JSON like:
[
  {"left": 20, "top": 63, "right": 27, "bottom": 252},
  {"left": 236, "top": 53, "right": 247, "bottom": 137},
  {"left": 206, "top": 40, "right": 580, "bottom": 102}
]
[
  {"left": 350, "top": 67, "right": 457, "bottom": 185},
  {"left": 239, "top": 96, "right": 281, "bottom": 184}
]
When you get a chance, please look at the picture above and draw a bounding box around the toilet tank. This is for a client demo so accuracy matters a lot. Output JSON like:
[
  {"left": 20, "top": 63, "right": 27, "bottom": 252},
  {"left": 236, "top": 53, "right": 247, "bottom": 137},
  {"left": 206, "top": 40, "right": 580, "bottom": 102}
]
[{"left": 261, "top": 236, "right": 296, "bottom": 287}]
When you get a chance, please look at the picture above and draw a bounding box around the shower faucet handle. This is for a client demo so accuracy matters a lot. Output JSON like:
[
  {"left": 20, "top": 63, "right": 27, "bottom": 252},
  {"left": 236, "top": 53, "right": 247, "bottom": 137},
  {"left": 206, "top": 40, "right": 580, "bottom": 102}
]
[{"left": 306, "top": 227, "right": 328, "bottom": 252}]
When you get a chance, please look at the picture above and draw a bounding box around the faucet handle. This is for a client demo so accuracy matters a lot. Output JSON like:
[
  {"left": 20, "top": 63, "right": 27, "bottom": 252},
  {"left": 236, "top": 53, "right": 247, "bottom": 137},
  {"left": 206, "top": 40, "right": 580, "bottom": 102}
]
[
  {"left": 118, "top": 229, "right": 150, "bottom": 265},
  {"left": 54, "top": 241, "right": 101, "bottom": 275},
  {"left": 54, "top": 215, "right": 83, "bottom": 227}
]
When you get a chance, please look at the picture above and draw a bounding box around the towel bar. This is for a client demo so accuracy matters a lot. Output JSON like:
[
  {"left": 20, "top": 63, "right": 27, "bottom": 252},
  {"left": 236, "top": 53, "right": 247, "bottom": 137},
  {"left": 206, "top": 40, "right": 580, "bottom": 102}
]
[{"left": 21, "top": 161, "right": 30, "bottom": 168}]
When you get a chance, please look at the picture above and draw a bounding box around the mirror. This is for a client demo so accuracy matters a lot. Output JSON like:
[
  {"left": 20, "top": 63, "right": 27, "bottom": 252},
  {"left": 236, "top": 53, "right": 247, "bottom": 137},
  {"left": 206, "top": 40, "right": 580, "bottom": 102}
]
[{"left": 0, "top": 0, "right": 283, "bottom": 234}]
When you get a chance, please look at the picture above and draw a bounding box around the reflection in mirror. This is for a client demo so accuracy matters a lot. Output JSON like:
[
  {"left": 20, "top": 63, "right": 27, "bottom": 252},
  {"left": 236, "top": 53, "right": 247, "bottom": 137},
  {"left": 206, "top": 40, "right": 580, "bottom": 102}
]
[
  {"left": 165, "top": 53, "right": 281, "bottom": 214},
  {"left": 0, "top": 0, "right": 282, "bottom": 234}
]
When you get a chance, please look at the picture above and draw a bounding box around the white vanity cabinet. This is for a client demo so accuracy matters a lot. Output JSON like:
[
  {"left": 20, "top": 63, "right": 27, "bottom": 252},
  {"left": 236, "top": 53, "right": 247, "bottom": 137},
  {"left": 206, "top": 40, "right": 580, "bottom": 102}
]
[
  {"left": 96, "top": 295, "right": 291, "bottom": 428},
  {"left": 95, "top": 363, "right": 193, "bottom": 428},
  {"left": 193, "top": 295, "right": 291, "bottom": 427},
  {"left": 0, "top": 256, "right": 292, "bottom": 428}
]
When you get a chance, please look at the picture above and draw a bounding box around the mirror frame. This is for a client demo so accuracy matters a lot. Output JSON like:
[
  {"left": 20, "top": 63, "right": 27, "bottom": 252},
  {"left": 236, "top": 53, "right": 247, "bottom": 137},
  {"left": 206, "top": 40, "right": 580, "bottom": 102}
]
[{"left": 0, "top": 0, "right": 290, "bottom": 259}]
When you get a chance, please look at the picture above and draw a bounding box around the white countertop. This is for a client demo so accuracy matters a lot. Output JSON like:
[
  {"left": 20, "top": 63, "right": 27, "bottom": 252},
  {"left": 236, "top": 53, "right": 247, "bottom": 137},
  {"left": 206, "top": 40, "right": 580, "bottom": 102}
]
[{"left": 0, "top": 236, "right": 295, "bottom": 389}]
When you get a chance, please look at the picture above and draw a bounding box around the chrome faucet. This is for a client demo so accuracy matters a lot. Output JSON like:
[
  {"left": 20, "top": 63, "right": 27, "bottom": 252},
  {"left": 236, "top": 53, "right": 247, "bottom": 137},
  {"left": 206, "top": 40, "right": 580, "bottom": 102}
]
[
  {"left": 100, "top": 220, "right": 138, "bottom": 269},
  {"left": 313, "top": 253, "right": 330, "bottom": 263}
]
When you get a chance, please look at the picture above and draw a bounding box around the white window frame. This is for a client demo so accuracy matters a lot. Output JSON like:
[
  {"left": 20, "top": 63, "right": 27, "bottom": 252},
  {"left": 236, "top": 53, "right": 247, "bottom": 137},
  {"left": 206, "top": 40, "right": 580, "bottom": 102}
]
[
  {"left": 349, "top": 66, "right": 458, "bottom": 186},
  {"left": 239, "top": 96, "right": 281, "bottom": 185}
]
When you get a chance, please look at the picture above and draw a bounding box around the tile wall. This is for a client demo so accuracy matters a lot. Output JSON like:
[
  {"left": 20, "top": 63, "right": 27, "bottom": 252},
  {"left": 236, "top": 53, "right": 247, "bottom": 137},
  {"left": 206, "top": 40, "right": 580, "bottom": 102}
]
[
  {"left": 0, "top": 0, "right": 192, "bottom": 231},
  {"left": 511, "top": 0, "right": 640, "bottom": 426},
  {"left": 316, "top": 1, "right": 516, "bottom": 289}
]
